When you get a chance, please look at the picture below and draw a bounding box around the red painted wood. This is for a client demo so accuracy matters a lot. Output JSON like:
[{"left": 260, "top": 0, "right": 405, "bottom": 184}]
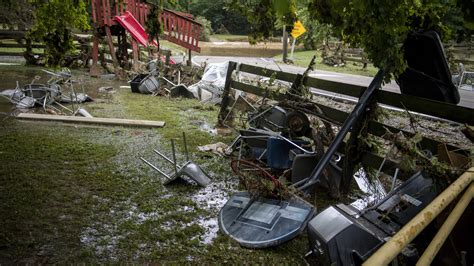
[
  {"left": 129, "top": 0, "right": 135, "bottom": 19},
  {"left": 101, "top": 0, "right": 106, "bottom": 25},
  {"left": 92, "top": 0, "right": 97, "bottom": 23},
  {"left": 115, "top": 11, "right": 158, "bottom": 47},
  {"left": 91, "top": 0, "right": 202, "bottom": 52}
]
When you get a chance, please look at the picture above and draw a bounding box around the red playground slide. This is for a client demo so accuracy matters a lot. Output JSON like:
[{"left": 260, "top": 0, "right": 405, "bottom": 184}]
[
  {"left": 115, "top": 11, "right": 175, "bottom": 64},
  {"left": 114, "top": 11, "right": 158, "bottom": 47}
]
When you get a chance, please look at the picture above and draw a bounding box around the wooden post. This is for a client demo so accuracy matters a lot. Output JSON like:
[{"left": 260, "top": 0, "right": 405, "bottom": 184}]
[
  {"left": 118, "top": 29, "right": 129, "bottom": 69},
  {"left": 132, "top": 39, "right": 140, "bottom": 71},
  {"left": 90, "top": 32, "right": 101, "bottom": 77},
  {"left": 104, "top": 26, "right": 119, "bottom": 70},
  {"left": 283, "top": 25, "right": 288, "bottom": 63},
  {"left": 187, "top": 49, "right": 192, "bottom": 66},
  {"left": 217, "top": 61, "right": 238, "bottom": 126},
  {"left": 162, "top": 49, "right": 171, "bottom": 65}
]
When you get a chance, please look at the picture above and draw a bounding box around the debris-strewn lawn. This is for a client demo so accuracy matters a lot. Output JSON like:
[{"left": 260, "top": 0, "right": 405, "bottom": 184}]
[{"left": 0, "top": 66, "right": 321, "bottom": 263}]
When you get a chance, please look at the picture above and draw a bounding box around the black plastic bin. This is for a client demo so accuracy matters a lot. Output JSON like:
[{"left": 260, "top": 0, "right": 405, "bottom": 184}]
[{"left": 130, "top": 74, "right": 148, "bottom": 93}]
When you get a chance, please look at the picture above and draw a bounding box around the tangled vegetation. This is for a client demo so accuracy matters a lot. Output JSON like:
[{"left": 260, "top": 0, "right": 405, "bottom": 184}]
[{"left": 229, "top": 0, "right": 473, "bottom": 81}]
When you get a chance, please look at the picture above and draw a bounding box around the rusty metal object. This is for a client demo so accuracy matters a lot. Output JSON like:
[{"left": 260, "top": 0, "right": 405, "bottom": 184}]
[
  {"left": 363, "top": 167, "right": 474, "bottom": 266},
  {"left": 417, "top": 183, "right": 474, "bottom": 265}
]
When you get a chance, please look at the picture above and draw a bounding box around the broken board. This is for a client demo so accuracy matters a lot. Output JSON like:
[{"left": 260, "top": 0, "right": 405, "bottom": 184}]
[
  {"left": 16, "top": 113, "right": 165, "bottom": 128},
  {"left": 218, "top": 191, "right": 316, "bottom": 248}
]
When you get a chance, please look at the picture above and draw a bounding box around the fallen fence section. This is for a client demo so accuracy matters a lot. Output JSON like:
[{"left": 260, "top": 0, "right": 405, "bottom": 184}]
[
  {"left": 226, "top": 66, "right": 471, "bottom": 158},
  {"left": 219, "top": 60, "right": 472, "bottom": 182},
  {"left": 17, "top": 113, "right": 165, "bottom": 128}
]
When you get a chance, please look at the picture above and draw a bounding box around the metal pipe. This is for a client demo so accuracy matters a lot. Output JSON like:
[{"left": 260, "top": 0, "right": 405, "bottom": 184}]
[
  {"left": 171, "top": 139, "right": 179, "bottom": 177},
  {"left": 294, "top": 69, "right": 385, "bottom": 190},
  {"left": 153, "top": 149, "right": 181, "bottom": 167},
  {"left": 161, "top": 76, "right": 176, "bottom": 87},
  {"left": 416, "top": 183, "right": 474, "bottom": 265},
  {"left": 390, "top": 168, "right": 400, "bottom": 191},
  {"left": 182, "top": 132, "right": 189, "bottom": 161},
  {"left": 363, "top": 167, "right": 474, "bottom": 266},
  {"left": 140, "top": 157, "right": 171, "bottom": 179}
]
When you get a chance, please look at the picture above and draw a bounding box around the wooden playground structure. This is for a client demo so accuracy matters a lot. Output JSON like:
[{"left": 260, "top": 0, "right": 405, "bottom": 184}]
[{"left": 90, "top": 0, "right": 203, "bottom": 75}]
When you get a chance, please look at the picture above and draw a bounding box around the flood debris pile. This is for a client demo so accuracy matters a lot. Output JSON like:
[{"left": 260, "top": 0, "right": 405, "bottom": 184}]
[
  {"left": 128, "top": 60, "right": 229, "bottom": 105},
  {"left": 2, "top": 31, "right": 472, "bottom": 264},
  {"left": 183, "top": 30, "right": 473, "bottom": 265},
  {"left": 0, "top": 68, "right": 93, "bottom": 117}
]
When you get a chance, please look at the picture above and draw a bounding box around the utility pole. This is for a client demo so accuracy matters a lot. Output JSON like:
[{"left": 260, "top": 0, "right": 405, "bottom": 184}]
[{"left": 283, "top": 25, "right": 288, "bottom": 63}]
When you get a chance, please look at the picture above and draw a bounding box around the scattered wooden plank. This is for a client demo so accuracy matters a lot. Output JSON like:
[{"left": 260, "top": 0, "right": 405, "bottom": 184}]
[{"left": 17, "top": 113, "right": 165, "bottom": 128}]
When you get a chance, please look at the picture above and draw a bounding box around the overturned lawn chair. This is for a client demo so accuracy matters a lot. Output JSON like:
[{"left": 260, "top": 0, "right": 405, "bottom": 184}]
[{"left": 140, "top": 132, "right": 211, "bottom": 187}]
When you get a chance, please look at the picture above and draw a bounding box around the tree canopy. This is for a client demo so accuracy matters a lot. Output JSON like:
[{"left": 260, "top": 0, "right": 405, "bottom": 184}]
[
  {"left": 27, "top": 0, "right": 90, "bottom": 67},
  {"left": 190, "top": 0, "right": 250, "bottom": 35},
  {"left": 0, "top": 0, "right": 35, "bottom": 30},
  {"left": 230, "top": 0, "right": 473, "bottom": 80}
]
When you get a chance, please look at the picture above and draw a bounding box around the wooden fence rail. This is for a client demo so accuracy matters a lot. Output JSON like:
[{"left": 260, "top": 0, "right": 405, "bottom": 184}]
[
  {"left": 237, "top": 63, "right": 474, "bottom": 125},
  {"left": 220, "top": 61, "right": 473, "bottom": 171}
]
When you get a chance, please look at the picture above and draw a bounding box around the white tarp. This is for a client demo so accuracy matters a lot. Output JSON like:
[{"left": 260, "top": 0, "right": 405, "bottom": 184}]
[{"left": 187, "top": 61, "right": 229, "bottom": 102}]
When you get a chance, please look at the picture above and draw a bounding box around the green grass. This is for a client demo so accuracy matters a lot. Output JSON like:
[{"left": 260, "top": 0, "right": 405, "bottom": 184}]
[
  {"left": 0, "top": 68, "right": 338, "bottom": 263},
  {"left": 0, "top": 47, "right": 44, "bottom": 54},
  {"left": 209, "top": 34, "right": 249, "bottom": 42},
  {"left": 274, "top": 50, "right": 379, "bottom": 77},
  {"left": 159, "top": 40, "right": 188, "bottom": 56}
]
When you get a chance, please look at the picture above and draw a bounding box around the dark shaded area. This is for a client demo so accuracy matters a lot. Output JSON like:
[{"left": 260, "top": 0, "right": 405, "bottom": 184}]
[
  {"left": 189, "top": 0, "right": 250, "bottom": 35},
  {"left": 397, "top": 30, "right": 460, "bottom": 104}
]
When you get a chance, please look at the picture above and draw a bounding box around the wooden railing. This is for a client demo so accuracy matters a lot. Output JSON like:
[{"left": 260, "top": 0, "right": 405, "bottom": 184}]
[
  {"left": 92, "top": 0, "right": 149, "bottom": 27},
  {"left": 91, "top": 1, "right": 202, "bottom": 52},
  {"left": 160, "top": 8, "right": 201, "bottom": 52}
]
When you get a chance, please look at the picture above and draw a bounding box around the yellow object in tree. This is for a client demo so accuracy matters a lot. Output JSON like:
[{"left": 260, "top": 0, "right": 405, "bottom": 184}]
[{"left": 291, "top": 20, "right": 307, "bottom": 39}]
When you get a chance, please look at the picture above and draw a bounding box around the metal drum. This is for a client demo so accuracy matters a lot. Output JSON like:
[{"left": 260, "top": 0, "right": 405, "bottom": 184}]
[{"left": 130, "top": 74, "right": 160, "bottom": 94}]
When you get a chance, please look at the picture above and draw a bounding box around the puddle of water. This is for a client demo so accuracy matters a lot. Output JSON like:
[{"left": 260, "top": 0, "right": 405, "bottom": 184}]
[
  {"left": 199, "top": 121, "right": 217, "bottom": 135},
  {"left": 188, "top": 182, "right": 234, "bottom": 245},
  {"left": 196, "top": 217, "right": 219, "bottom": 244},
  {"left": 191, "top": 182, "right": 230, "bottom": 211},
  {"left": 0, "top": 65, "right": 126, "bottom": 116}
]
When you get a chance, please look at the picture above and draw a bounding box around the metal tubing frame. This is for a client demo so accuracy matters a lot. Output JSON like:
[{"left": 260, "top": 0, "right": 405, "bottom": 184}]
[
  {"left": 183, "top": 132, "right": 189, "bottom": 161},
  {"left": 152, "top": 149, "right": 181, "bottom": 168},
  {"left": 293, "top": 69, "right": 385, "bottom": 190},
  {"left": 140, "top": 157, "right": 171, "bottom": 179},
  {"left": 416, "top": 183, "right": 474, "bottom": 265},
  {"left": 363, "top": 167, "right": 474, "bottom": 265},
  {"left": 171, "top": 139, "right": 179, "bottom": 177}
]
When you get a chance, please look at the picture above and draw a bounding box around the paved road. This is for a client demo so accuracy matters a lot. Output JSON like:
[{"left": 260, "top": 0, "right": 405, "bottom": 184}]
[{"left": 192, "top": 56, "right": 474, "bottom": 108}]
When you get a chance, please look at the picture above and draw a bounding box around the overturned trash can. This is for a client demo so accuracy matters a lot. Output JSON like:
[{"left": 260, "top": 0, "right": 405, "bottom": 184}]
[{"left": 130, "top": 74, "right": 160, "bottom": 94}]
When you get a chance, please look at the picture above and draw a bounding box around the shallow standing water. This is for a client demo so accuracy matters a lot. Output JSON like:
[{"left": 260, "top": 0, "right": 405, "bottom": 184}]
[
  {"left": 0, "top": 64, "right": 324, "bottom": 264},
  {"left": 0, "top": 65, "right": 124, "bottom": 117}
]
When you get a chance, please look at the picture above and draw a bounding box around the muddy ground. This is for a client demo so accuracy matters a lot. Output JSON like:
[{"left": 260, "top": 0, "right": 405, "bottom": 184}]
[
  {"left": 0, "top": 64, "right": 472, "bottom": 264},
  {"left": 0, "top": 65, "right": 332, "bottom": 264}
]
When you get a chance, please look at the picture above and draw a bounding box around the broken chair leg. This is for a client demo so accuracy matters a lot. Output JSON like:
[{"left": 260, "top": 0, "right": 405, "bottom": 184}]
[
  {"left": 140, "top": 156, "right": 172, "bottom": 180},
  {"left": 140, "top": 133, "right": 212, "bottom": 187}
]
